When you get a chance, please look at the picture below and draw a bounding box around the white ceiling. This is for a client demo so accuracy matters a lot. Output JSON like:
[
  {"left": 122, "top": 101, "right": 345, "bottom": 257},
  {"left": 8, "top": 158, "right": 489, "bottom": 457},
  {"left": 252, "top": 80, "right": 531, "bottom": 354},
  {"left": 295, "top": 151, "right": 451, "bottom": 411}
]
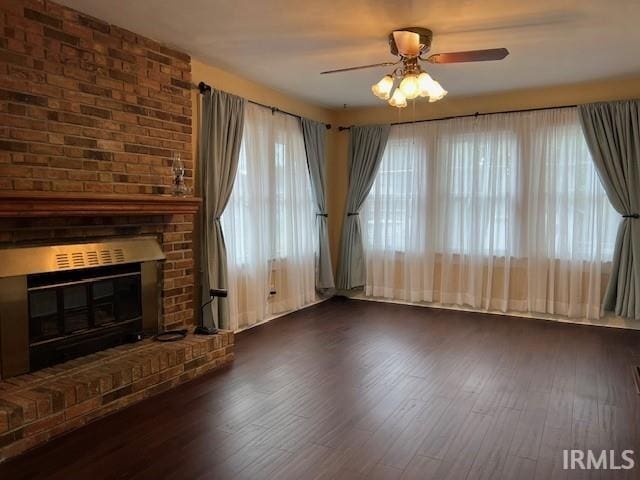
[{"left": 57, "top": 0, "right": 640, "bottom": 108}]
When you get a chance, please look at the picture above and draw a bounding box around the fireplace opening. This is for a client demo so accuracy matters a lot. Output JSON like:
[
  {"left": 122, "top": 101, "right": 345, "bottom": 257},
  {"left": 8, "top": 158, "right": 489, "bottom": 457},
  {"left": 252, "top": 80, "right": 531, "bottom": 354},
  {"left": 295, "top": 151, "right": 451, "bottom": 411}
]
[
  {"left": 28, "top": 263, "right": 143, "bottom": 371},
  {"left": 0, "top": 237, "right": 164, "bottom": 378}
]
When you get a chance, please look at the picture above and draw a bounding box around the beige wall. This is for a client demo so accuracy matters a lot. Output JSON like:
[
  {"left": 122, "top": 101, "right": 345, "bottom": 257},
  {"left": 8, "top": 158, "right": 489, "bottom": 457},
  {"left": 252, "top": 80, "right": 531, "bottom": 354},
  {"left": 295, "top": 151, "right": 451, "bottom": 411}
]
[
  {"left": 327, "top": 75, "right": 640, "bottom": 276},
  {"left": 326, "top": 128, "right": 349, "bottom": 275}
]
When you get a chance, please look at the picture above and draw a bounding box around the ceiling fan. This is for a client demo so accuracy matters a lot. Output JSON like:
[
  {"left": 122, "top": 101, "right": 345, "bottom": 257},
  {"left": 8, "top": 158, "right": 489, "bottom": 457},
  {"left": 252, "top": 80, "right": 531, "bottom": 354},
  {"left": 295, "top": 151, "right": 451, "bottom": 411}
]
[{"left": 321, "top": 27, "right": 509, "bottom": 108}]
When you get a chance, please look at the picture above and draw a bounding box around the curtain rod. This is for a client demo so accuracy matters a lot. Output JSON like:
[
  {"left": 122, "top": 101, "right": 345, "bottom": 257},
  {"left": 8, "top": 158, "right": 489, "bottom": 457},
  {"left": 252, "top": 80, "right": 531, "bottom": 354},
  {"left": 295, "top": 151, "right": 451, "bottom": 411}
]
[
  {"left": 337, "top": 103, "right": 579, "bottom": 131},
  {"left": 195, "top": 82, "right": 331, "bottom": 130}
]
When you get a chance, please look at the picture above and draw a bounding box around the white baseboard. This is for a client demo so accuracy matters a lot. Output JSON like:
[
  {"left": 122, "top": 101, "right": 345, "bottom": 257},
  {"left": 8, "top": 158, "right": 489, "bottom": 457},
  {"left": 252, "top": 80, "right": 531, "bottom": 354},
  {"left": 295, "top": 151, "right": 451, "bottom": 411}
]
[
  {"left": 351, "top": 294, "right": 640, "bottom": 331},
  {"left": 233, "top": 296, "right": 328, "bottom": 334}
]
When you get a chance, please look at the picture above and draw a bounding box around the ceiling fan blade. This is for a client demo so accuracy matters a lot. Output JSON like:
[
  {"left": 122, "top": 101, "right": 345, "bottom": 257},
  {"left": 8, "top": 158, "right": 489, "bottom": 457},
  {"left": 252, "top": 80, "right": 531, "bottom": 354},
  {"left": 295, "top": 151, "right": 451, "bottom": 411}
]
[
  {"left": 320, "top": 62, "right": 397, "bottom": 74},
  {"left": 392, "top": 30, "right": 421, "bottom": 57},
  {"left": 426, "top": 48, "right": 509, "bottom": 64}
]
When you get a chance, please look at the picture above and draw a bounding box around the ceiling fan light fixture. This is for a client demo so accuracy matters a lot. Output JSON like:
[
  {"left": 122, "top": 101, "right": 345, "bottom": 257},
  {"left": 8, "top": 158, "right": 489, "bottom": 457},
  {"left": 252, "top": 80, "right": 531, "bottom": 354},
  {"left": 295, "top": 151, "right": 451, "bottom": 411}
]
[
  {"left": 388, "top": 88, "right": 407, "bottom": 108},
  {"left": 427, "top": 80, "right": 447, "bottom": 102},
  {"left": 417, "top": 72, "right": 447, "bottom": 101},
  {"left": 417, "top": 72, "right": 435, "bottom": 98},
  {"left": 392, "top": 30, "right": 421, "bottom": 57},
  {"left": 399, "top": 74, "right": 420, "bottom": 100},
  {"left": 371, "top": 75, "right": 394, "bottom": 100},
  {"left": 322, "top": 27, "right": 507, "bottom": 109}
]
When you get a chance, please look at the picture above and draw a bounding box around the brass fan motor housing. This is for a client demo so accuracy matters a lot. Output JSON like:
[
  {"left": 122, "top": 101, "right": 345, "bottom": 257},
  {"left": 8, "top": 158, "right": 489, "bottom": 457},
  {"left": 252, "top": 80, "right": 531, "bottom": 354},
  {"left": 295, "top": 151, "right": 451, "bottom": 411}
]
[{"left": 388, "top": 27, "right": 433, "bottom": 57}]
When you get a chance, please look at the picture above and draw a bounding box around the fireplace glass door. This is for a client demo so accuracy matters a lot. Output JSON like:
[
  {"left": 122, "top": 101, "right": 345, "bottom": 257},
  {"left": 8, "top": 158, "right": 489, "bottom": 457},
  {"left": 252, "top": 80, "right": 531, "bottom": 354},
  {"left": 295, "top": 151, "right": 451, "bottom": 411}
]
[
  {"left": 93, "top": 279, "right": 115, "bottom": 326},
  {"left": 28, "top": 288, "right": 60, "bottom": 341},
  {"left": 63, "top": 284, "right": 89, "bottom": 333},
  {"left": 28, "top": 263, "right": 143, "bottom": 370}
]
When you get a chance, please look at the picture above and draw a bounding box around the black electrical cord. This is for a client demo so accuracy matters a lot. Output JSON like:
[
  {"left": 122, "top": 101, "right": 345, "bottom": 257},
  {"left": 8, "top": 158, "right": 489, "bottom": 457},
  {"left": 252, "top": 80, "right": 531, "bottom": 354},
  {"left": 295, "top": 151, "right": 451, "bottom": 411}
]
[
  {"left": 152, "top": 290, "right": 228, "bottom": 340},
  {"left": 154, "top": 329, "right": 188, "bottom": 342}
]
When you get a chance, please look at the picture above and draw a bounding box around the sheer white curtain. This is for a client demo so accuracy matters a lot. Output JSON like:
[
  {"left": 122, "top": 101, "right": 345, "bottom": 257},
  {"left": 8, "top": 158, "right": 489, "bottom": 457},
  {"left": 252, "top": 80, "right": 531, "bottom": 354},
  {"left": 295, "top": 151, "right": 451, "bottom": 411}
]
[
  {"left": 361, "top": 108, "right": 619, "bottom": 319},
  {"left": 221, "top": 103, "right": 316, "bottom": 331}
]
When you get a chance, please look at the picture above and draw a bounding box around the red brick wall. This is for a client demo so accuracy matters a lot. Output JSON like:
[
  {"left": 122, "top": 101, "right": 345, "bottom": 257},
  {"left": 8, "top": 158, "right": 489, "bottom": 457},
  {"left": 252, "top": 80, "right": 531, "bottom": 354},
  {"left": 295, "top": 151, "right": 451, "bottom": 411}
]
[
  {"left": 0, "top": 0, "right": 196, "bottom": 330},
  {"left": 0, "top": 0, "right": 192, "bottom": 193}
]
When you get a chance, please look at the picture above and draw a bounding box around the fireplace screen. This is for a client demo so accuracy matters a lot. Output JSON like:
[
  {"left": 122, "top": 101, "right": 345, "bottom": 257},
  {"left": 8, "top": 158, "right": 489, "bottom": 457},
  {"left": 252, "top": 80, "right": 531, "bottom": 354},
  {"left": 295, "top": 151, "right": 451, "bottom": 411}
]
[{"left": 28, "top": 264, "right": 143, "bottom": 370}]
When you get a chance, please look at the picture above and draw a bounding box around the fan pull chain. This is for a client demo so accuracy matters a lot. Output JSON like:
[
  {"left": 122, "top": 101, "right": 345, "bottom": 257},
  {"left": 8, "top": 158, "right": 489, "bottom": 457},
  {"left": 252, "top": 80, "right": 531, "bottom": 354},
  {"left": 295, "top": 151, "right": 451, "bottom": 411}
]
[{"left": 412, "top": 99, "right": 416, "bottom": 145}]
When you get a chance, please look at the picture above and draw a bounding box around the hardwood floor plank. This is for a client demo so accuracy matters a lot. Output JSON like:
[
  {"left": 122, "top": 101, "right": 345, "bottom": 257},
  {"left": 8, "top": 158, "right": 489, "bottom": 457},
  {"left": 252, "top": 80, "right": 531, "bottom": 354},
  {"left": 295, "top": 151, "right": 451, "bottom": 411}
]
[
  {"left": 380, "top": 395, "right": 450, "bottom": 470},
  {"left": 343, "top": 397, "right": 427, "bottom": 475},
  {"left": 417, "top": 390, "right": 480, "bottom": 459},
  {"left": 400, "top": 454, "right": 442, "bottom": 480},
  {"left": 534, "top": 425, "right": 572, "bottom": 480},
  {"left": 367, "top": 464, "right": 404, "bottom": 480},
  {"left": 265, "top": 442, "right": 331, "bottom": 480},
  {"left": 467, "top": 407, "right": 522, "bottom": 480},
  {"left": 501, "top": 454, "right": 537, "bottom": 480},
  {"left": 430, "top": 411, "right": 493, "bottom": 480}
]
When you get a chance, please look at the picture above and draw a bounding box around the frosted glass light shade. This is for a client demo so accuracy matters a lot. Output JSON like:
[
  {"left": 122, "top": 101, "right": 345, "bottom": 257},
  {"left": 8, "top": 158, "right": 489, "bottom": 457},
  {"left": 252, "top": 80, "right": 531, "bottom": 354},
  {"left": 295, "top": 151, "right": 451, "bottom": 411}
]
[
  {"left": 417, "top": 72, "right": 448, "bottom": 102},
  {"left": 417, "top": 72, "right": 434, "bottom": 97},
  {"left": 371, "top": 75, "right": 394, "bottom": 100},
  {"left": 399, "top": 74, "right": 420, "bottom": 100},
  {"left": 388, "top": 88, "right": 407, "bottom": 108},
  {"left": 427, "top": 80, "right": 447, "bottom": 102}
]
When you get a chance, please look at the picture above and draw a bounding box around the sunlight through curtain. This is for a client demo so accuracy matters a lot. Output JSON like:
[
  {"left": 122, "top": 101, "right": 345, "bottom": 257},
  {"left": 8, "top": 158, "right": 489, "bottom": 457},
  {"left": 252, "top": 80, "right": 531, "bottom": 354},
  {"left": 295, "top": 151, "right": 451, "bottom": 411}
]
[
  {"left": 222, "top": 104, "right": 317, "bottom": 331},
  {"left": 361, "top": 107, "right": 619, "bottom": 319}
]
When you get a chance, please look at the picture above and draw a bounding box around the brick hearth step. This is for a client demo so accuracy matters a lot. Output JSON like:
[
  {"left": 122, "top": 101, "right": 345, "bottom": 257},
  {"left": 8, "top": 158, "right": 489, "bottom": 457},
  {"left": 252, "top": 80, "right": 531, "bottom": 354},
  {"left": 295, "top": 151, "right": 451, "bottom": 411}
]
[{"left": 0, "top": 332, "right": 234, "bottom": 463}]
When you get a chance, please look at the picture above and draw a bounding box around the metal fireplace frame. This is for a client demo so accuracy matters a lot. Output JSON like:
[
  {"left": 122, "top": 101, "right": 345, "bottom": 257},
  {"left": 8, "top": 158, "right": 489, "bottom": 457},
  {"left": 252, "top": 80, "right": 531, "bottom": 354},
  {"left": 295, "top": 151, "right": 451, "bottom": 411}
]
[{"left": 0, "top": 237, "right": 165, "bottom": 378}]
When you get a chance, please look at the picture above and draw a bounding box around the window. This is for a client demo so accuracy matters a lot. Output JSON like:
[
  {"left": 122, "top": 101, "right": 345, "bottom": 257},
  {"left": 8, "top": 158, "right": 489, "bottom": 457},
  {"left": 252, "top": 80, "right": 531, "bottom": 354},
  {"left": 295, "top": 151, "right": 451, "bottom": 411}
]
[
  {"left": 536, "top": 122, "right": 618, "bottom": 259},
  {"left": 363, "top": 137, "right": 418, "bottom": 252},
  {"left": 363, "top": 112, "right": 616, "bottom": 260},
  {"left": 221, "top": 103, "right": 316, "bottom": 330},
  {"left": 434, "top": 130, "right": 518, "bottom": 255},
  {"left": 361, "top": 107, "right": 619, "bottom": 319}
]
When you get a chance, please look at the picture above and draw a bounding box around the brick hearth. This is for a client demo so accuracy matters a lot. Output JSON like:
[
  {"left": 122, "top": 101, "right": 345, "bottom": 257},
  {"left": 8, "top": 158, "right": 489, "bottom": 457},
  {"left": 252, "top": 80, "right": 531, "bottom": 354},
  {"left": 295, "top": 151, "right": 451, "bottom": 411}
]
[{"left": 0, "top": 331, "right": 234, "bottom": 462}]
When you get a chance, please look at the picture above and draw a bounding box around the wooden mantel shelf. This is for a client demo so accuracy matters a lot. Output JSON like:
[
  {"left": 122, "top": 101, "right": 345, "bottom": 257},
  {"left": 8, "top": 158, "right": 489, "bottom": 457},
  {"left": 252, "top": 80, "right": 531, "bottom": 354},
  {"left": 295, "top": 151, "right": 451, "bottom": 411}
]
[{"left": 0, "top": 192, "right": 202, "bottom": 217}]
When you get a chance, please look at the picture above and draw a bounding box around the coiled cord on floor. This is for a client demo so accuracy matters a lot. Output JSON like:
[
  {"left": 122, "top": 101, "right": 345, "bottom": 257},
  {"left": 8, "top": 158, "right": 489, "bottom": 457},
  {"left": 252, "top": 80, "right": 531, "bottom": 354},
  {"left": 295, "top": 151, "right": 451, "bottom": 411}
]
[{"left": 153, "top": 329, "right": 188, "bottom": 342}]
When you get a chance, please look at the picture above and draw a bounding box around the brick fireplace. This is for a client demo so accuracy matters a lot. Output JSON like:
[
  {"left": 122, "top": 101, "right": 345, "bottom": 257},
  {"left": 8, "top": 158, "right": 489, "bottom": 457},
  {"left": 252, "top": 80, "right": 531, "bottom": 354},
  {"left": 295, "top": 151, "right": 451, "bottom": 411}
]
[
  {"left": 0, "top": 0, "right": 198, "bottom": 332},
  {"left": 0, "top": 0, "right": 235, "bottom": 463}
]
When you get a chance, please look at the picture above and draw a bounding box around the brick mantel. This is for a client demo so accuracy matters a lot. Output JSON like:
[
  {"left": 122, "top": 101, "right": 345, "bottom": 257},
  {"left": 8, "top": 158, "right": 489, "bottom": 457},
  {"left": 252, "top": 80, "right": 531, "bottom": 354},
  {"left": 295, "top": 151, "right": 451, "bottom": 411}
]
[{"left": 0, "top": 192, "right": 202, "bottom": 217}]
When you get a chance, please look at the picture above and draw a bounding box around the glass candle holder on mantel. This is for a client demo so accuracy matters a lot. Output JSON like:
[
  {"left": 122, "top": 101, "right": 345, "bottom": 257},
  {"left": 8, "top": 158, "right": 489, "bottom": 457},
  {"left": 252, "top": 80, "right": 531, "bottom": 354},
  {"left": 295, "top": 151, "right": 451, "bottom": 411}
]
[{"left": 171, "top": 152, "right": 189, "bottom": 196}]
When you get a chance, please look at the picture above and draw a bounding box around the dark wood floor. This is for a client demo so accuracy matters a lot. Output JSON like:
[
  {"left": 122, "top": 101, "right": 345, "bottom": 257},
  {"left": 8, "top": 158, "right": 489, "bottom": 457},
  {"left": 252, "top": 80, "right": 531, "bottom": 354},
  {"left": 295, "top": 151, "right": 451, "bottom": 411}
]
[{"left": 2, "top": 298, "right": 640, "bottom": 479}]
